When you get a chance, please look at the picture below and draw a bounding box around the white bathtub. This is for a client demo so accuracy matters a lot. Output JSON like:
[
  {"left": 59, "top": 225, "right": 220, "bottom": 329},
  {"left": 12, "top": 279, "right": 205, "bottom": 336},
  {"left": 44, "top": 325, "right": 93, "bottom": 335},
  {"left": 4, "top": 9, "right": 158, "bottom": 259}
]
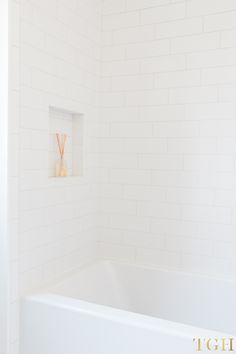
[{"left": 21, "top": 261, "right": 236, "bottom": 354}]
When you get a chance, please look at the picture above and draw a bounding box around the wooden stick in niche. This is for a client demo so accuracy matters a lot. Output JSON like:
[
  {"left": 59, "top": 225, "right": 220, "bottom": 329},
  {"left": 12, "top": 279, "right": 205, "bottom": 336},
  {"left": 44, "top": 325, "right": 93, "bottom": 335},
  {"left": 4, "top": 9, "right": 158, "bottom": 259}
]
[{"left": 56, "top": 133, "right": 67, "bottom": 177}]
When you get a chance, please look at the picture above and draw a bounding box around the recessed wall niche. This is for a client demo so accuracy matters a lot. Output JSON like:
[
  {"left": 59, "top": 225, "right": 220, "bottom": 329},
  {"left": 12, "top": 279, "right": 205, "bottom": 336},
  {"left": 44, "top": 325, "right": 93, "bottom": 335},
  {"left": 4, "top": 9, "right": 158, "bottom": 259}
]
[{"left": 49, "top": 107, "right": 83, "bottom": 178}]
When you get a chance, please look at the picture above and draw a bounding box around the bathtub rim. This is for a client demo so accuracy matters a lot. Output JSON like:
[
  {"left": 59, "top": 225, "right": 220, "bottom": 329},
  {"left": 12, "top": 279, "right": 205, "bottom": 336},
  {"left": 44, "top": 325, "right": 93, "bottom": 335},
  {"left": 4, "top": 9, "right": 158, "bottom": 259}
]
[{"left": 23, "top": 292, "right": 235, "bottom": 339}]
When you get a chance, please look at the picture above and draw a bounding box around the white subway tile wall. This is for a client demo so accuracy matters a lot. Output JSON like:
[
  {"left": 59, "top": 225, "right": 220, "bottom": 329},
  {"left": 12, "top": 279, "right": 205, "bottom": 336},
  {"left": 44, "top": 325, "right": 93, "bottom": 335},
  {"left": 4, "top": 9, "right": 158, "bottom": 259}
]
[
  {"left": 9, "top": 0, "right": 20, "bottom": 352},
  {"left": 9, "top": 2, "right": 236, "bottom": 352},
  {"left": 98, "top": 0, "right": 236, "bottom": 279},
  {"left": 19, "top": 0, "right": 102, "bottom": 297}
]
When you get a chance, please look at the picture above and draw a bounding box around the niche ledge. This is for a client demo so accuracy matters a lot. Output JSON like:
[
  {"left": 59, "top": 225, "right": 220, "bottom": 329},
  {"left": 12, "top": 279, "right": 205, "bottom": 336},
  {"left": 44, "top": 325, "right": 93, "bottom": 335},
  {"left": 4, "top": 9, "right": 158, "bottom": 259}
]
[{"left": 49, "top": 106, "right": 83, "bottom": 178}]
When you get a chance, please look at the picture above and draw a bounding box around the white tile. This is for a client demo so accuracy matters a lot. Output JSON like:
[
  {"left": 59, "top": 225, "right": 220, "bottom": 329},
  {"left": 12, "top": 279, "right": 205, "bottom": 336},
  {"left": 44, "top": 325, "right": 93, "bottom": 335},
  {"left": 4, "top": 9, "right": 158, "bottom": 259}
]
[
  {"left": 140, "top": 54, "right": 186, "bottom": 73},
  {"left": 203, "top": 66, "right": 236, "bottom": 85},
  {"left": 103, "top": 0, "right": 126, "bottom": 15},
  {"left": 98, "top": 243, "right": 135, "bottom": 262},
  {"left": 168, "top": 138, "right": 217, "bottom": 154},
  {"left": 124, "top": 185, "right": 166, "bottom": 201},
  {"left": 187, "top": 0, "right": 236, "bottom": 16},
  {"left": 156, "top": 70, "right": 201, "bottom": 88},
  {"left": 221, "top": 29, "right": 236, "bottom": 48},
  {"left": 169, "top": 86, "right": 218, "bottom": 104},
  {"left": 21, "top": 21, "right": 45, "bottom": 49},
  {"left": 155, "top": 18, "right": 203, "bottom": 39},
  {"left": 138, "top": 201, "right": 182, "bottom": 218},
  {"left": 136, "top": 248, "right": 181, "bottom": 269},
  {"left": 110, "top": 214, "right": 150, "bottom": 232},
  {"left": 183, "top": 155, "right": 234, "bottom": 172},
  {"left": 199, "top": 120, "right": 236, "bottom": 137},
  {"left": 139, "top": 154, "right": 184, "bottom": 170},
  {"left": 141, "top": 3, "right": 185, "bottom": 25},
  {"left": 14, "top": 0, "right": 236, "bottom": 317},
  {"left": 166, "top": 187, "right": 214, "bottom": 205},
  {"left": 182, "top": 205, "right": 231, "bottom": 224},
  {"left": 171, "top": 33, "right": 220, "bottom": 54},
  {"left": 154, "top": 121, "right": 199, "bottom": 137},
  {"left": 140, "top": 105, "right": 186, "bottom": 121},
  {"left": 110, "top": 169, "right": 151, "bottom": 185},
  {"left": 204, "top": 11, "right": 236, "bottom": 32},
  {"left": 124, "top": 139, "right": 167, "bottom": 153},
  {"left": 127, "top": 39, "right": 170, "bottom": 59},
  {"left": 111, "top": 74, "right": 153, "bottom": 91},
  {"left": 114, "top": 25, "right": 155, "bottom": 44},
  {"left": 102, "top": 60, "right": 140, "bottom": 76},
  {"left": 126, "top": 89, "right": 169, "bottom": 106},
  {"left": 185, "top": 103, "right": 236, "bottom": 120},
  {"left": 102, "top": 45, "right": 126, "bottom": 61},
  {"left": 219, "top": 84, "right": 236, "bottom": 102},
  {"left": 187, "top": 48, "right": 236, "bottom": 69},
  {"left": 103, "top": 12, "right": 140, "bottom": 31},
  {"left": 127, "top": 0, "right": 171, "bottom": 11},
  {"left": 110, "top": 122, "right": 153, "bottom": 137}
]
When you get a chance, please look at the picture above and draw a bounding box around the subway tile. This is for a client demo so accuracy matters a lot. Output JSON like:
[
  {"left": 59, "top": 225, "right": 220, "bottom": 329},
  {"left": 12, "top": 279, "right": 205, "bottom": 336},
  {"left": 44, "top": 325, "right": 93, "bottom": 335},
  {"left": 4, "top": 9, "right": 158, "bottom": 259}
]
[
  {"left": 138, "top": 201, "right": 182, "bottom": 218},
  {"left": 99, "top": 199, "right": 137, "bottom": 215},
  {"left": 124, "top": 138, "right": 167, "bottom": 154},
  {"left": 155, "top": 18, "right": 203, "bottom": 39},
  {"left": 127, "top": 0, "right": 171, "bottom": 11},
  {"left": 219, "top": 84, "right": 236, "bottom": 102},
  {"left": 181, "top": 254, "right": 231, "bottom": 276},
  {"left": 171, "top": 33, "right": 220, "bottom": 54},
  {"left": 103, "top": 12, "right": 140, "bottom": 31},
  {"left": 110, "top": 214, "right": 150, "bottom": 232},
  {"left": 215, "top": 190, "right": 236, "bottom": 208},
  {"left": 100, "top": 107, "right": 140, "bottom": 122},
  {"left": 111, "top": 74, "right": 154, "bottom": 91},
  {"left": 127, "top": 39, "right": 170, "bottom": 59},
  {"left": 183, "top": 155, "right": 234, "bottom": 172},
  {"left": 139, "top": 154, "right": 184, "bottom": 170},
  {"left": 168, "top": 138, "right": 217, "bottom": 154},
  {"left": 169, "top": 86, "right": 218, "bottom": 104},
  {"left": 141, "top": 3, "right": 185, "bottom": 25},
  {"left": 166, "top": 187, "right": 214, "bottom": 205},
  {"left": 182, "top": 205, "right": 231, "bottom": 224},
  {"left": 204, "top": 11, "right": 236, "bottom": 32},
  {"left": 140, "top": 54, "right": 186, "bottom": 73},
  {"left": 187, "top": 0, "right": 236, "bottom": 16},
  {"left": 136, "top": 248, "right": 181, "bottom": 269},
  {"left": 187, "top": 48, "right": 236, "bottom": 69},
  {"left": 16, "top": 0, "right": 236, "bottom": 306},
  {"left": 102, "top": 60, "right": 140, "bottom": 76},
  {"left": 185, "top": 103, "right": 236, "bottom": 120},
  {"left": 154, "top": 121, "right": 199, "bottom": 137},
  {"left": 217, "top": 137, "right": 236, "bottom": 153},
  {"left": 114, "top": 25, "right": 155, "bottom": 44},
  {"left": 102, "top": 45, "right": 126, "bottom": 61},
  {"left": 126, "top": 89, "right": 169, "bottom": 106},
  {"left": 98, "top": 243, "right": 135, "bottom": 262},
  {"left": 156, "top": 70, "right": 201, "bottom": 88},
  {"left": 140, "top": 105, "right": 186, "bottom": 121},
  {"left": 199, "top": 120, "right": 236, "bottom": 137},
  {"left": 152, "top": 170, "right": 199, "bottom": 187},
  {"left": 110, "top": 122, "right": 153, "bottom": 137},
  {"left": 151, "top": 218, "right": 199, "bottom": 236},
  {"left": 221, "top": 29, "right": 236, "bottom": 48},
  {"left": 203, "top": 66, "right": 236, "bottom": 85},
  {"left": 103, "top": 0, "right": 126, "bottom": 15},
  {"left": 110, "top": 169, "right": 151, "bottom": 185},
  {"left": 124, "top": 185, "right": 166, "bottom": 201}
]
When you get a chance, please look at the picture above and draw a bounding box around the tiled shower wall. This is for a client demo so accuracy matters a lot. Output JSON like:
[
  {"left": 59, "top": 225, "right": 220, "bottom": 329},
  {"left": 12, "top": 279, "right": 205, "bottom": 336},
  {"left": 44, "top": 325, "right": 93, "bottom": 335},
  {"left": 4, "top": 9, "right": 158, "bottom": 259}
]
[
  {"left": 19, "top": 0, "right": 101, "bottom": 294},
  {"left": 98, "top": 0, "right": 236, "bottom": 278},
  {"left": 9, "top": 0, "right": 20, "bottom": 352}
]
